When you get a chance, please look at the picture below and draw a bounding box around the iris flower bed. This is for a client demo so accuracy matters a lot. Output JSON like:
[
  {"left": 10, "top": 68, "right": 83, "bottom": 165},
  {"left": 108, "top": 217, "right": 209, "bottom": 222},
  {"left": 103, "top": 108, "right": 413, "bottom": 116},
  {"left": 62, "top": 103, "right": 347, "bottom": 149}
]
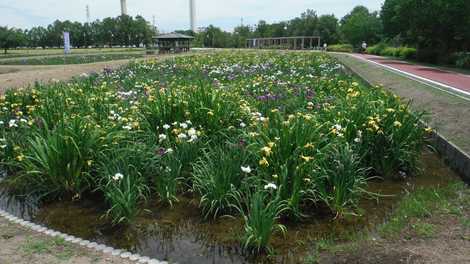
[{"left": 0, "top": 51, "right": 429, "bottom": 253}]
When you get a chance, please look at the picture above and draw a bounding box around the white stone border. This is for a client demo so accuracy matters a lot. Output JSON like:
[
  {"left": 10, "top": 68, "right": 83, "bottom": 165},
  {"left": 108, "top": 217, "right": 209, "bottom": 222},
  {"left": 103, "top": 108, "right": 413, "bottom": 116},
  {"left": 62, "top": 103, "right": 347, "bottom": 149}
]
[{"left": 0, "top": 208, "right": 168, "bottom": 264}]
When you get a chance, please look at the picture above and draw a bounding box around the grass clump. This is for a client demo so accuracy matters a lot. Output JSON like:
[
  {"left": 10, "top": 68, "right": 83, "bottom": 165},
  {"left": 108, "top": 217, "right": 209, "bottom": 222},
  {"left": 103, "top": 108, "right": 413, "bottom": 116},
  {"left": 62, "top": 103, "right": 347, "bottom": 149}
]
[
  {"left": 233, "top": 189, "right": 288, "bottom": 253},
  {"left": 379, "top": 182, "right": 466, "bottom": 237}
]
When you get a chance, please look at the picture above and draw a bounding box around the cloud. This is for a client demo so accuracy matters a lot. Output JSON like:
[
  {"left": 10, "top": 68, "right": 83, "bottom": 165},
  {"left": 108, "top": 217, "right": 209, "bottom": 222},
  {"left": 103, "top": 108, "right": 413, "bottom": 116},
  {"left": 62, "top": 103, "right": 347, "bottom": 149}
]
[{"left": 0, "top": 0, "right": 384, "bottom": 31}]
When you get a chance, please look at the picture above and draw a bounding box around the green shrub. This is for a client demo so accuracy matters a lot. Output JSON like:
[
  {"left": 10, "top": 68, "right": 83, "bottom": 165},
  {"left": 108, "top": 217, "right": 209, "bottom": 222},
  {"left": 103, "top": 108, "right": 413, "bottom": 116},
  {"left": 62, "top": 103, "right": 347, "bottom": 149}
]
[
  {"left": 454, "top": 52, "right": 470, "bottom": 69},
  {"left": 366, "top": 44, "right": 416, "bottom": 60},
  {"left": 382, "top": 47, "right": 398, "bottom": 57},
  {"left": 366, "top": 43, "right": 387, "bottom": 55},
  {"left": 397, "top": 47, "right": 417, "bottom": 60},
  {"left": 327, "top": 44, "right": 353, "bottom": 53}
]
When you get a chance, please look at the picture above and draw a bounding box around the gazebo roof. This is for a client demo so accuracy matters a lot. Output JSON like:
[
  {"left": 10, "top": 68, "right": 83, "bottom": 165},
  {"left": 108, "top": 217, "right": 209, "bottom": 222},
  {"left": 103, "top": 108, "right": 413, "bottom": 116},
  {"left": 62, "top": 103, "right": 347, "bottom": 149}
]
[{"left": 154, "top": 33, "right": 195, "bottom": 40}]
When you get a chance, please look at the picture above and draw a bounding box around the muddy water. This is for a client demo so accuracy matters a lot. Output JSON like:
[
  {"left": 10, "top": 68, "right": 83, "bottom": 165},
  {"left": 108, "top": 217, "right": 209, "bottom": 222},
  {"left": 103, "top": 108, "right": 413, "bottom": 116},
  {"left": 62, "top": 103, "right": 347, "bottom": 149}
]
[{"left": 0, "top": 151, "right": 461, "bottom": 264}]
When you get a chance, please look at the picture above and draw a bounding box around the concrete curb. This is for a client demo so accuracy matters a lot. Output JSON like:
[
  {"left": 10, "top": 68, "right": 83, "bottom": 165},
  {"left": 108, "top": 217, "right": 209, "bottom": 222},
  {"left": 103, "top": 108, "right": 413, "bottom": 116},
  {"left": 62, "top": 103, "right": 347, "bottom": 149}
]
[
  {"left": 430, "top": 132, "right": 470, "bottom": 183},
  {"left": 338, "top": 56, "right": 470, "bottom": 184},
  {"left": 0, "top": 208, "right": 168, "bottom": 264}
]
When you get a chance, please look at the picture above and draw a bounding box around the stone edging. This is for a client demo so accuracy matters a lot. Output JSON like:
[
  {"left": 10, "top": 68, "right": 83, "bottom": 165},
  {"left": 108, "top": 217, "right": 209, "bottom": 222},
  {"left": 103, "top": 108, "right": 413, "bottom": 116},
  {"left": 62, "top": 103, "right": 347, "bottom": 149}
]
[
  {"left": 338, "top": 55, "right": 470, "bottom": 184},
  {"left": 0, "top": 208, "right": 168, "bottom": 264}
]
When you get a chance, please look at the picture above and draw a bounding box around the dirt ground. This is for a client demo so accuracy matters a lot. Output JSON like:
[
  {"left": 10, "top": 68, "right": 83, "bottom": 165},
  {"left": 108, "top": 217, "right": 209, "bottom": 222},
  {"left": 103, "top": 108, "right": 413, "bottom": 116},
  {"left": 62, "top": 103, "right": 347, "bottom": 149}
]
[
  {"left": 0, "top": 217, "right": 132, "bottom": 264},
  {"left": 320, "top": 208, "right": 470, "bottom": 264}
]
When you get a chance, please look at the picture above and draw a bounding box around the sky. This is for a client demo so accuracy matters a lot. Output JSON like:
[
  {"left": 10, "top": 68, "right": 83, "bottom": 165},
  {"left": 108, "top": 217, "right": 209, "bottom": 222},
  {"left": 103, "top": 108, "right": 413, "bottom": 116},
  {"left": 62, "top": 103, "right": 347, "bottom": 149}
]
[{"left": 0, "top": 0, "right": 384, "bottom": 32}]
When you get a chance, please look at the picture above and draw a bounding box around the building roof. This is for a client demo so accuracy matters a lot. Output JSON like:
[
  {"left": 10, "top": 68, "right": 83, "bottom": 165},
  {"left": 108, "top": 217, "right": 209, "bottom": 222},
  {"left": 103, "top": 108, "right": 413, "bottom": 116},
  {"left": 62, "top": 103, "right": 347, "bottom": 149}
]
[{"left": 154, "top": 33, "right": 195, "bottom": 39}]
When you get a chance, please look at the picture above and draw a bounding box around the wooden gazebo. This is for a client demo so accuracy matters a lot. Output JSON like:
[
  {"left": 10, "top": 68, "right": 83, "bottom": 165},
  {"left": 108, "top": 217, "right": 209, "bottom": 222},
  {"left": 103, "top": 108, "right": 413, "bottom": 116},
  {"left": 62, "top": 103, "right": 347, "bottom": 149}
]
[{"left": 154, "top": 33, "right": 194, "bottom": 54}]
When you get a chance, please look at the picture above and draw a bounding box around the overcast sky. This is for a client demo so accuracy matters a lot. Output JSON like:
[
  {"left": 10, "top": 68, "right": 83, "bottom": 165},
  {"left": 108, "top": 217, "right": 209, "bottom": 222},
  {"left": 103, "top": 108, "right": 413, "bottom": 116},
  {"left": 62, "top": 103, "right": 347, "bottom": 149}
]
[{"left": 0, "top": 0, "right": 384, "bottom": 32}]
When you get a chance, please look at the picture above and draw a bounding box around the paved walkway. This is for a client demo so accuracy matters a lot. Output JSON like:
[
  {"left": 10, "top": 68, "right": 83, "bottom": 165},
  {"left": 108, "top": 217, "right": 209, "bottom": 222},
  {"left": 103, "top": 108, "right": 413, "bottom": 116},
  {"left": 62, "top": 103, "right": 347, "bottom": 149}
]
[{"left": 352, "top": 54, "right": 470, "bottom": 97}]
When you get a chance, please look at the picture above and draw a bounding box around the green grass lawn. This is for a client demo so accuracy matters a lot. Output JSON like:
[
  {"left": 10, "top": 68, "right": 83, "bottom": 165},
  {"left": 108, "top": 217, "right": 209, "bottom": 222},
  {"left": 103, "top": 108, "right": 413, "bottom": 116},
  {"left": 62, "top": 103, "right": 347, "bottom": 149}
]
[
  {"left": 0, "top": 52, "right": 144, "bottom": 65},
  {"left": 0, "top": 48, "right": 145, "bottom": 60}
]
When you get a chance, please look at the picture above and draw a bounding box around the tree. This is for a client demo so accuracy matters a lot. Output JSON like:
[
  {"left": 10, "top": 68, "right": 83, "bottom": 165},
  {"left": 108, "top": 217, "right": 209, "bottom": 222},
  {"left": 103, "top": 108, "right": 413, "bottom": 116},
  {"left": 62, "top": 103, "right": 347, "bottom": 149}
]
[
  {"left": 233, "top": 25, "right": 252, "bottom": 48},
  {"left": 133, "top": 15, "right": 154, "bottom": 47},
  {"left": 340, "top": 6, "right": 382, "bottom": 47},
  {"left": 0, "top": 27, "right": 26, "bottom": 54},
  {"left": 381, "top": 0, "right": 470, "bottom": 62},
  {"left": 318, "top": 14, "right": 340, "bottom": 45},
  {"left": 254, "top": 20, "right": 273, "bottom": 38},
  {"left": 26, "top": 26, "right": 48, "bottom": 48}
]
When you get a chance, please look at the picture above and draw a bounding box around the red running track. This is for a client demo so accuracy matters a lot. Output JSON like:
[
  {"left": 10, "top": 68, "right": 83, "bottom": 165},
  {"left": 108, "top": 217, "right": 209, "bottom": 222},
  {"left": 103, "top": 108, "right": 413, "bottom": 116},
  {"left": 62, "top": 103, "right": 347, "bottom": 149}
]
[{"left": 353, "top": 54, "right": 470, "bottom": 94}]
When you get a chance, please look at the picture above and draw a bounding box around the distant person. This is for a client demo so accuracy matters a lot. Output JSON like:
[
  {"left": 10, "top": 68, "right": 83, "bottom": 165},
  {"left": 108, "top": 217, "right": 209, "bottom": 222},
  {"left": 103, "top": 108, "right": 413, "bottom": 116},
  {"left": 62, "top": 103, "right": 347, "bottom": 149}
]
[
  {"left": 323, "top": 43, "right": 328, "bottom": 51},
  {"left": 361, "top": 41, "right": 367, "bottom": 53}
]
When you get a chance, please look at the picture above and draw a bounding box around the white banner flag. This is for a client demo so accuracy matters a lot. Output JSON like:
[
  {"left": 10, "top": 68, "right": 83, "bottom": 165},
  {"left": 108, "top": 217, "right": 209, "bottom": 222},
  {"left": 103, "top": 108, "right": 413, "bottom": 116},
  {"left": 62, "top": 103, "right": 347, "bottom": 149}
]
[{"left": 63, "top": 32, "right": 71, "bottom": 54}]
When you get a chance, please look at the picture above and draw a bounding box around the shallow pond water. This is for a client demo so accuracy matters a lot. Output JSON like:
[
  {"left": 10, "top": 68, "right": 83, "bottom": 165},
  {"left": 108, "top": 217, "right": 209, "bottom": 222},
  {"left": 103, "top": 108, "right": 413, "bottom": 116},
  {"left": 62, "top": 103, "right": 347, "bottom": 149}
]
[{"left": 0, "top": 150, "right": 460, "bottom": 264}]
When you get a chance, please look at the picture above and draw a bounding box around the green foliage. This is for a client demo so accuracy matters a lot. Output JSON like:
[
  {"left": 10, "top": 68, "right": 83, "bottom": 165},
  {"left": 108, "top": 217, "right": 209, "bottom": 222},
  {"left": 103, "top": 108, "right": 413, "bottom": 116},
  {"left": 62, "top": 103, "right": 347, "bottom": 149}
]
[
  {"left": 0, "top": 53, "right": 143, "bottom": 65},
  {"left": 398, "top": 47, "right": 417, "bottom": 60},
  {"left": 155, "top": 152, "right": 182, "bottom": 206},
  {"left": 368, "top": 45, "right": 417, "bottom": 60},
  {"left": 192, "top": 145, "right": 251, "bottom": 219},
  {"left": 379, "top": 182, "right": 466, "bottom": 237},
  {"left": 340, "top": 6, "right": 382, "bottom": 47},
  {"left": 0, "top": 51, "right": 428, "bottom": 233},
  {"left": 16, "top": 118, "right": 100, "bottom": 198},
  {"left": 327, "top": 44, "right": 353, "bottom": 53},
  {"left": 0, "top": 26, "right": 26, "bottom": 54},
  {"left": 233, "top": 189, "right": 288, "bottom": 253},
  {"left": 316, "top": 144, "right": 368, "bottom": 217},
  {"left": 381, "top": 0, "right": 470, "bottom": 63},
  {"left": 454, "top": 52, "right": 470, "bottom": 69},
  {"left": 365, "top": 43, "right": 387, "bottom": 55},
  {"left": 102, "top": 171, "right": 147, "bottom": 225},
  {"left": 411, "top": 222, "right": 436, "bottom": 238},
  {"left": 245, "top": 111, "right": 329, "bottom": 217},
  {"left": 98, "top": 147, "right": 151, "bottom": 225}
]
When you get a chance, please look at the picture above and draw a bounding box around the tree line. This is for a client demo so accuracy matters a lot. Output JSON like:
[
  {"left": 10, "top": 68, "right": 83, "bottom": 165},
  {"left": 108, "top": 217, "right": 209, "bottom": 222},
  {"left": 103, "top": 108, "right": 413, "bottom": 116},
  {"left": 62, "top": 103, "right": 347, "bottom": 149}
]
[{"left": 0, "top": 15, "right": 155, "bottom": 53}]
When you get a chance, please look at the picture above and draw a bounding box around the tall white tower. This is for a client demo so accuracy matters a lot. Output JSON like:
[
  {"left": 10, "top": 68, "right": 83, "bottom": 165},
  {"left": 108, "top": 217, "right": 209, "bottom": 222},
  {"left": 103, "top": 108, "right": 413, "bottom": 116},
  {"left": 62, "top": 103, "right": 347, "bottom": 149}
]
[
  {"left": 86, "top": 5, "right": 90, "bottom": 23},
  {"left": 189, "top": 0, "right": 196, "bottom": 32},
  {"left": 120, "top": 0, "right": 128, "bottom": 16}
]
